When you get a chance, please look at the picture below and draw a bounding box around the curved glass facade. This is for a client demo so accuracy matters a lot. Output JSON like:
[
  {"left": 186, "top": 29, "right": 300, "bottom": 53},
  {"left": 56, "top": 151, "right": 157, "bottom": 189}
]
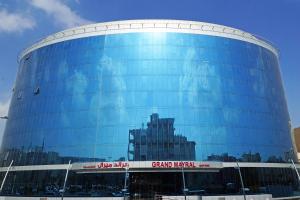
[{"left": 0, "top": 31, "right": 292, "bottom": 166}]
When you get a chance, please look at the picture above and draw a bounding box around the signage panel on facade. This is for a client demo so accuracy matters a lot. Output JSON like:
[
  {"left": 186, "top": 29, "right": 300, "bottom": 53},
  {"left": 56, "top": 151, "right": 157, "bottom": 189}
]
[{"left": 72, "top": 161, "right": 222, "bottom": 171}]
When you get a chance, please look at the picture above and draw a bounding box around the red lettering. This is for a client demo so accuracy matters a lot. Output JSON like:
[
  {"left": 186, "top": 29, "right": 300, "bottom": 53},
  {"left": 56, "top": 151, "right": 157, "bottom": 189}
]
[
  {"left": 152, "top": 161, "right": 174, "bottom": 168},
  {"left": 152, "top": 162, "right": 156, "bottom": 167},
  {"left": 184, "top": 162, "right": 188, "bottom": 167},
  {"left": 174, "top": 162, "right": 179, "bottom": 167}
]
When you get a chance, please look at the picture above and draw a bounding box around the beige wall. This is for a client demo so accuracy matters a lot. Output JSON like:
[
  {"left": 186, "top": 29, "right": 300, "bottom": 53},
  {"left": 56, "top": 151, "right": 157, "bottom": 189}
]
[{"left": 294, "top": 127, "right": 300, "bottom": 152}]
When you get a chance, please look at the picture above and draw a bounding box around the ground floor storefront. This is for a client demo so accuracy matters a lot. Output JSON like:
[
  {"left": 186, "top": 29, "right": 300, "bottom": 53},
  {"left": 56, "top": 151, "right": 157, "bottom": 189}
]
[{"left": 0, "top": 162, "right": 300, "bottom": 198}]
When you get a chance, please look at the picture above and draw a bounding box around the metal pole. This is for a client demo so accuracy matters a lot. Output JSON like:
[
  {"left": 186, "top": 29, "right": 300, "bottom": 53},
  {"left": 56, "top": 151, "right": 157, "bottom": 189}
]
[
  {"left": 123, "top": 165, "right": 129, "bottom": 200},
  {"left": 291, "top": 159, "right": 300, "bottom": 182},
  {"left": 61, "top": 160, "right": 71, "bottom": 200},
  {"left": 181, "top": 166, "right": 187, "bottom": 200},
  {"left": 0, "top": 160, "right": 13, "bottom": 193},
  {"left": 236, "top": 161, "right": 246, "bottom": 200}
]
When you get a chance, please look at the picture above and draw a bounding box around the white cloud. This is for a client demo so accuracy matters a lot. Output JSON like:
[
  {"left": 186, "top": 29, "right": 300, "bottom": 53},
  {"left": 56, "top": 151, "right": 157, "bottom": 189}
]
[
  {"left": 0, "top": 9, "right": 36, "bottom": 33},
  {"left": 30, "top": 0, "right": 93, "bottom": 28},
  {"left": 0, "top": 99, "right": 10, "bottom": 118},
  {"left": 0, "top": 98, "right": 10, "bottom": 143}
]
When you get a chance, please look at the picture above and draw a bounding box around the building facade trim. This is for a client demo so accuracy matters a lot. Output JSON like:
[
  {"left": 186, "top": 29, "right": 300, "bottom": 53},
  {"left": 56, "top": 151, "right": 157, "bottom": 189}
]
[
  {"left": 19, "top": 19, "right": 278, "bottom": 61},
  {"left": 0, "top": 161, "right": 298, "bottom": 172}
]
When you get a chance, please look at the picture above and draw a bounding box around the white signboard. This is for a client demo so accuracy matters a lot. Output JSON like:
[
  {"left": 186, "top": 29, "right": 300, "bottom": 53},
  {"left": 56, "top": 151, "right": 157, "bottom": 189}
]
[{"left": 72, "top": 161, "right": 223, "bottom": 172}]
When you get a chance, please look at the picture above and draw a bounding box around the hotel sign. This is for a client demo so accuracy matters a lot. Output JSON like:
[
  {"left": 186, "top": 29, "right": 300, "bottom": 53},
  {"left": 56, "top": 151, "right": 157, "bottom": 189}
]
[
  {"left": 72, "top": 161, "right": 222, "bottom": 171},
  {"left": 151, "top": 161, "right": 210, "bottom": 168}
]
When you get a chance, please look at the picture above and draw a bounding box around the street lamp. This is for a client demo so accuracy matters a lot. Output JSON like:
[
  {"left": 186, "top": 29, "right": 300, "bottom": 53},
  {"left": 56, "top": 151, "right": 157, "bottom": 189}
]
[
  {"left": 289, "top": 148, "right": 300, "bottom": 183},
  {"left": 0, "top": 160, "right": 14, "bottom": 194},
  {"left": 235, "top": 161, "right": 247, "bottom": 200},
  {"left": 181, "top": 166, "right": 188, "bottom": 200},
  {"left": 61, "top": 160, "right": 71, "bottom": 200},
  {"left": 123, "top": 165, "right": 129, "bottom": 200},
  {"left": 0, "top": 116, "right": 8, "bottom": 120}
]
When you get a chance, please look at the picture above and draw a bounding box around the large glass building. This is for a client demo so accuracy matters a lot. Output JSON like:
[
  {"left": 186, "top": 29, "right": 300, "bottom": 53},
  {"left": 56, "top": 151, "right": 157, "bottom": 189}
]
[{"left": 0, "top": 20, "right": 298, "bottom": 198}]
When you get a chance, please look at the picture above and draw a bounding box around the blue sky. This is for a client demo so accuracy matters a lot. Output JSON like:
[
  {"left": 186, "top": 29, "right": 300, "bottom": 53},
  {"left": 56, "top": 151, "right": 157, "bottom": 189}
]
[{"left": 0, "top": 0, "right": 299, "bottom": 140}]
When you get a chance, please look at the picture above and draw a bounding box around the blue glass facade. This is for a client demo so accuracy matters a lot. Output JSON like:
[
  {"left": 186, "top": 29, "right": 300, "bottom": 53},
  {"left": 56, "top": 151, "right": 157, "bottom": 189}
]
[{"left": 0, "top": 32, "right": 292, "bottom": 166}]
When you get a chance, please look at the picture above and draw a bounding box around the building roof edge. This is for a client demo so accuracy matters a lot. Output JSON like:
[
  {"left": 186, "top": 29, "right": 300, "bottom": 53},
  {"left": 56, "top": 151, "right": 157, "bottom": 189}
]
[{"left": 18, "top": 19, "right": 279, "bottom": 61}]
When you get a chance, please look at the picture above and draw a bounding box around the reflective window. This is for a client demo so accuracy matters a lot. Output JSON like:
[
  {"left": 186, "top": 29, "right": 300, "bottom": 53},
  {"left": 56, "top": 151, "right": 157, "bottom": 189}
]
[
  {"left": 0, "top": 167, "right": 299, "bottom": 198},
  {"left": 0, "top": 32, "right": 292, "bottom": 166}
]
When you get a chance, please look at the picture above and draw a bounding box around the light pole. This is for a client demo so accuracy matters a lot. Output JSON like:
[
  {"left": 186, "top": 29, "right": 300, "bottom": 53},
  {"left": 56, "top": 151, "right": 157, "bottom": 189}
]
[
  {"left": 0, "top": 116, "right": 11, "bottom": 195},
  {"left": 289, "top": 148, "right": 300, "bottom": 183},
  {"left": 181, "top": 166, "right": 188, "bottom": 200},
  {"left": 236, "top": 161, "right": 247, "bottom": 200},
  {"left": 123, "top": 165, "right": 129, "bottom": 200},
  {"left": 0, "top": 160, "right": 13, "bottom": 194},
  {"left": 290, "top": 159, "right": 300, "bottom": 182},
  {"left": 61, "top": 160, "right": 71, "bottom": 200}
]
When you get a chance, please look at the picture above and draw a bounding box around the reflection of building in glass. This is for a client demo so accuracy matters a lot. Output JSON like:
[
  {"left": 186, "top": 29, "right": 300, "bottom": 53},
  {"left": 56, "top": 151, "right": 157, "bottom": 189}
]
[
  {"left": 0, "top": 147, "right": 106, "bottom": 166},
  {"left": 128, "top": 113, "right": 196, "bottom": 161},
  {"left": 207, "top": 152, "right": 262, "bottom": 162},
  {"left": 0, "top": 140, "right": 126, "bottom": 166}
]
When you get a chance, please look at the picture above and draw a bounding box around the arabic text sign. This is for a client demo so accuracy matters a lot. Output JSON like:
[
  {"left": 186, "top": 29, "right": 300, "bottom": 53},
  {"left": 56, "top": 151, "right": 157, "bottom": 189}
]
[
  {"left": 82, "top": 161, "right": 211, "bottom": 169},
  {"left": 83, "top": 161, "right": 129, "bottom": 169}
]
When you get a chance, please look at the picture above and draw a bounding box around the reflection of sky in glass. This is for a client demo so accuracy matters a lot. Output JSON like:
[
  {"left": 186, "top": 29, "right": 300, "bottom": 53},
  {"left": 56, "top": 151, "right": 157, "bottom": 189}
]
[{"left": 1, "top": 32, "right": 292, "bottom": 165}]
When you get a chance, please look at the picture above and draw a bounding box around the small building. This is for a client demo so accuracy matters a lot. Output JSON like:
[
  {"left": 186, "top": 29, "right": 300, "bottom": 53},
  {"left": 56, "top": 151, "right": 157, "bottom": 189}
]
[{"left": 128, "top": 113, "right": 196, "bottom": 161}]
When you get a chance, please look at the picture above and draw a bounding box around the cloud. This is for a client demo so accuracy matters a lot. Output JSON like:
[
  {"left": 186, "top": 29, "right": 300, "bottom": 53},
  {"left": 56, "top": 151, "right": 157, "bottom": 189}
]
[
  {"left": 0, "top": 9, "right": 36, "bottom": 33},
  {"left": 0, "top": 99, "right": 10, "bottom": 118},
  {"left": 0, "top": 98, "right": 10, "bottom": 142},
  {"left": 29, "top": 0, "right": 93, "bottom": 28}
]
